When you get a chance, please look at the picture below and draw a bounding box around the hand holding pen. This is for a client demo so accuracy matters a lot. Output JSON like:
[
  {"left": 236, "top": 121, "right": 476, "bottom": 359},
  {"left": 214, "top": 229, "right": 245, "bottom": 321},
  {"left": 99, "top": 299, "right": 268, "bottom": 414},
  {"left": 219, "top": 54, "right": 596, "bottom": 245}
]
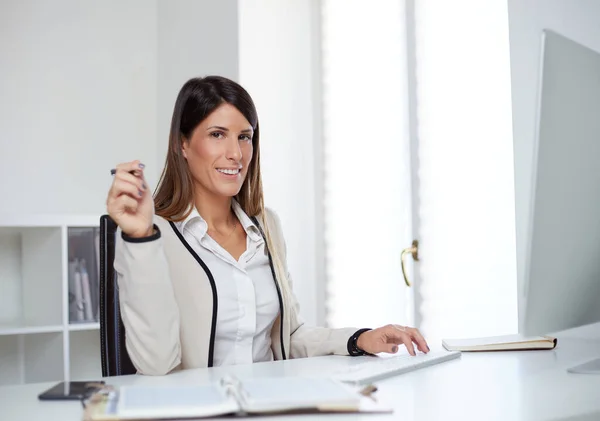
[{"left": 106, "top": 161, "right": 155, "bottom": 238}]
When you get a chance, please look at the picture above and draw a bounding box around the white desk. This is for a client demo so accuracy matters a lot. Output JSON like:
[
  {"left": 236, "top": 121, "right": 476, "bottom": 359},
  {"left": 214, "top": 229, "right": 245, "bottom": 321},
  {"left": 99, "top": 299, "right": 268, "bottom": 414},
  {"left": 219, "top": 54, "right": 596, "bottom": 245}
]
[{"left": 2, "top": 322, "right": 600, "bottom": 421}]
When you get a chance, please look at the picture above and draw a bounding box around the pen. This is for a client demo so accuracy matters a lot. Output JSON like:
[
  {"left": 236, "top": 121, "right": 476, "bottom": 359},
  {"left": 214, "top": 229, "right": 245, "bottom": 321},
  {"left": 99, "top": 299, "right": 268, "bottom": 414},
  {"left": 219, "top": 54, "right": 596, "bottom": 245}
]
[{"left": 110, "top": 169, "right": 137, "bottom": 176}]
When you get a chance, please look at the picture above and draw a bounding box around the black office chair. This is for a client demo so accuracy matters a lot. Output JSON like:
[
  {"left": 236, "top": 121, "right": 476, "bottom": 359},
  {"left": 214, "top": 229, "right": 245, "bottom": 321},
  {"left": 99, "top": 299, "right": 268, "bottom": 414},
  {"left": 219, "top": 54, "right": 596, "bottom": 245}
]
[{"left": 99, "top": 215, "right": 136, "bottom": 376}]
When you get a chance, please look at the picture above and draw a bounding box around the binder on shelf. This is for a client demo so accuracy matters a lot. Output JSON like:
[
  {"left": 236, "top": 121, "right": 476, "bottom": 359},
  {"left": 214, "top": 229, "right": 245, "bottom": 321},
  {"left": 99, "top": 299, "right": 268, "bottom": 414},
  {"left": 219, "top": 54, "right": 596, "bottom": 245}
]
[
  {"left": 73, "top": 260, "right": 85, "bottom": 322},
  {"left": 80, "top": 259, "right": 94, "bottom": 322},
  {"left": 68, "top": 260, "right": 79, "bottom": 322}
]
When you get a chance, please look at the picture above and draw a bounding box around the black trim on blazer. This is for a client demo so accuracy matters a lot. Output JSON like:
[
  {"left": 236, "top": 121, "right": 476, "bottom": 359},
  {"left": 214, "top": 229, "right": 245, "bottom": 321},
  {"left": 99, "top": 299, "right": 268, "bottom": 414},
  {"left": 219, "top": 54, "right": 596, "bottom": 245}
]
[
  {"left": 168, "top": 221, "right": 218, "bottom": 368},
  {"left": 250, "top": 216, "right": 287, "bottom": 360},
  {"left": 121, "top": 225, "right": 161, "bottom": 243}
]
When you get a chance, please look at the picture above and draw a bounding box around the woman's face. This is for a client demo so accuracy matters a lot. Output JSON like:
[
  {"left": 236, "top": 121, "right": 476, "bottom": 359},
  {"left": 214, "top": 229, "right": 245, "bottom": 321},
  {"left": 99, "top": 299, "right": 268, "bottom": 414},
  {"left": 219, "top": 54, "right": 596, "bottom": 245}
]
[{"left": 182, "top": 103, "right": 254, "bottom": 200}]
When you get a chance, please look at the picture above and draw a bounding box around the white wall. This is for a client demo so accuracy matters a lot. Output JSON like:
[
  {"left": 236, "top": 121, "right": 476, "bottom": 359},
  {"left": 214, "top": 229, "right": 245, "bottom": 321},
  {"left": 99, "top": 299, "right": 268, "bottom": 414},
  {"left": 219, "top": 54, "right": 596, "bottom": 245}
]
[
  {"left": 157, "top": 0, "right": 239, "bottom": 176},
  {"left": 0, "top": 0, "right": 158, "bottom": 215},
  {"left": 0, "top": 0, "right": 239, "bottom": 216},
  {"left": 238, "top": 0, "right": 323, "bottom": 326},
  {"left": 507, "top": 0, "right": 600, "bottom": 330}
]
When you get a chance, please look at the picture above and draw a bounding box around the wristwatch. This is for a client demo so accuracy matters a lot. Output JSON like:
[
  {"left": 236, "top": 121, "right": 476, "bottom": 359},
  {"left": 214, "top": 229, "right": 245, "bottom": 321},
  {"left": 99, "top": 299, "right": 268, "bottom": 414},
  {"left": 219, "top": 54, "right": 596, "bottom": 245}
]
[{"left": 347, "top": 328, "right": 372, "bottom": 356}]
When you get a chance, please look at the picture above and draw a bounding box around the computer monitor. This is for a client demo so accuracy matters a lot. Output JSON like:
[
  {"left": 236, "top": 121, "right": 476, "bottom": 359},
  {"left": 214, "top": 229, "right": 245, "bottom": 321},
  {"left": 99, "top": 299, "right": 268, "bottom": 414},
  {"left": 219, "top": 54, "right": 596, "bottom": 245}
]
[{"left": 523, "top": 30, "right": 600, "bottom": 373}]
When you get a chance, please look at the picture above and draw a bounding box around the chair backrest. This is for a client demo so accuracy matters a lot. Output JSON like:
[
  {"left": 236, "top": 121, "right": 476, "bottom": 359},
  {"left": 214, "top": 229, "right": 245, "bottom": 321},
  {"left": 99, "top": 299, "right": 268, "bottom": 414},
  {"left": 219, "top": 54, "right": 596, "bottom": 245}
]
[{"left": 99, "top": 215, "right": 136, "bottom": 376}]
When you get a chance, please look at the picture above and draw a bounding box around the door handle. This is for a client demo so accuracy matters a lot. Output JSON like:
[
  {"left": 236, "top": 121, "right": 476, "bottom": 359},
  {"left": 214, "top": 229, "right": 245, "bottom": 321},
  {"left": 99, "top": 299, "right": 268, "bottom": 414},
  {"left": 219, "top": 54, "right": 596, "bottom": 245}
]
[{"left": 401, "top": 240, "right": 419, "bottom": 287}]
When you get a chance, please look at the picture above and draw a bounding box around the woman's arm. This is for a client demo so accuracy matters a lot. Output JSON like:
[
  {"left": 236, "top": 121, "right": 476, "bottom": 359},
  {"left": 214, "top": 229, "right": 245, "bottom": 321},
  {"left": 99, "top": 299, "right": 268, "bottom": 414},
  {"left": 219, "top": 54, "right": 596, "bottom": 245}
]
[
  {"left": 286, "top": 275, "right": 359, "bottom": 358},
  {"left": 265, "top": 208, "right": 429, "bottom": 358},
  {"left": 113, "top": 226, "right": 182, "bottom": 375},
  {"left": 262, "top": 209, "right": 358, "bottom": 358}
]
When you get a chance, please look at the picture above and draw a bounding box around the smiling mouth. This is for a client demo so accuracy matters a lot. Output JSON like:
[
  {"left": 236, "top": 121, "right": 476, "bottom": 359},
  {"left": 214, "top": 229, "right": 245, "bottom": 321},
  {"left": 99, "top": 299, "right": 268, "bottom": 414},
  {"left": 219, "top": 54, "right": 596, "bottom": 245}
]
[{"left": 216, "top": 168, "right": 241, "bottom": 175}]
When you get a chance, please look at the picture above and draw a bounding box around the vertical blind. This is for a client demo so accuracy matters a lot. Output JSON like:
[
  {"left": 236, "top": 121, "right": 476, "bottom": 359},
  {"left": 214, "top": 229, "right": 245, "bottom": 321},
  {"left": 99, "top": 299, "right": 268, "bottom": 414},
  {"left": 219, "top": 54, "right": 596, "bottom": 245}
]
[{"left": 321, "top": 0, "right": 414, "bottom": 329}]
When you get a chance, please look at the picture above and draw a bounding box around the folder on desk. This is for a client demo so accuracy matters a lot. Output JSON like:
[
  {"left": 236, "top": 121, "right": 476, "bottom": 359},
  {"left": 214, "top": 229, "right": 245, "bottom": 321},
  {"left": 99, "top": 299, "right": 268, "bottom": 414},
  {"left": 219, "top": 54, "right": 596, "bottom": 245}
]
[
  {"left": 82, "top": 376, "right": 391, "bottom": 420},
  {"left": 442, "top": 334, "right": 558, "bottom": 352}
]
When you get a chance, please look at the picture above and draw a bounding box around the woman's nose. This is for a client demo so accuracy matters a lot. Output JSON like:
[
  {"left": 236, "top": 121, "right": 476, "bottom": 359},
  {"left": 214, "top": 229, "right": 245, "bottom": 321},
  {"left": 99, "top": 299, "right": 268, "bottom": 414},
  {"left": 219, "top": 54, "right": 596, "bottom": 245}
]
[{"left": 226, "top": 138, "right": 242, "bottom": 161}]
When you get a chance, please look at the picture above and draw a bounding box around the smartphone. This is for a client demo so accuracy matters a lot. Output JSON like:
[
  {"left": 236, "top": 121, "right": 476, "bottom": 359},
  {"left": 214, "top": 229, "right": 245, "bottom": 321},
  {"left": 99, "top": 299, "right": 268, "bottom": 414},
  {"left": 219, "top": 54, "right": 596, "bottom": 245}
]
[{"left": 37, "top": 381, "right": 105, "bottom": 401}]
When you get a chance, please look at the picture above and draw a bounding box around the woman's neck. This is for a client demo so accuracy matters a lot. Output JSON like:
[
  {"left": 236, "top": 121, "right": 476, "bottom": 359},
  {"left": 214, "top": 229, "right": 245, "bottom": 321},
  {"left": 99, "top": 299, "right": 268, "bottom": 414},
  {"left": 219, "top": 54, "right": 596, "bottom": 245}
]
[{"left": 193, "top": 187, "right": 235, "bottom": 230}]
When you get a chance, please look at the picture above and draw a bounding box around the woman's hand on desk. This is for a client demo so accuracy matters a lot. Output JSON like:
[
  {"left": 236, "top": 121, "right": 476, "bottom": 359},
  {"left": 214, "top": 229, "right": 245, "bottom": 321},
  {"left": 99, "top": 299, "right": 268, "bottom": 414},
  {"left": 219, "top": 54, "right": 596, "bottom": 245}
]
[
  {"left": 356, "top": 325, "right": 430, "bottom": 356},
  {"left": 106, "top": 160, "right": 155, "bottom": 238}
]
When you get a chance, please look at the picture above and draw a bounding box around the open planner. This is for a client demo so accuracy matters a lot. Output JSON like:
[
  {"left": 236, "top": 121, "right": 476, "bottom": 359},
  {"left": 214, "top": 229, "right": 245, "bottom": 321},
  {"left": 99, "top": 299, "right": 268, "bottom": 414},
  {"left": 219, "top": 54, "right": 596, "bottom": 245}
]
[{"left": 83, "top": 375, "right": 391, "bottom": 420}]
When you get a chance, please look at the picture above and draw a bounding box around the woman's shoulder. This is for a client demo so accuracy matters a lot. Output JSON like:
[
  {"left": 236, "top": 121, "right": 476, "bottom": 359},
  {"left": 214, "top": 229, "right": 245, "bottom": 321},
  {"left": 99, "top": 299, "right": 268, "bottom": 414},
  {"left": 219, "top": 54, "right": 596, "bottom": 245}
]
[
  {"left": 256, "top": 207, "right": 288, "bottom": 251},
  {"left": 263, "top": 207, "right": 282, "bottom": 225},
  {"left": 254, "top": 207, "right": 283, "bottom": 232}
]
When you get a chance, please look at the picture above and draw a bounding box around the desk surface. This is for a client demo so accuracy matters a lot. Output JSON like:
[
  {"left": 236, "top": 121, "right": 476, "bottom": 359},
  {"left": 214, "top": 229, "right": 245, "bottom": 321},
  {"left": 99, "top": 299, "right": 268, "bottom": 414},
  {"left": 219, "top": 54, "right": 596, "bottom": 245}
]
[{"left": 2, "top": 322, "right": 600, "bottom": 421}]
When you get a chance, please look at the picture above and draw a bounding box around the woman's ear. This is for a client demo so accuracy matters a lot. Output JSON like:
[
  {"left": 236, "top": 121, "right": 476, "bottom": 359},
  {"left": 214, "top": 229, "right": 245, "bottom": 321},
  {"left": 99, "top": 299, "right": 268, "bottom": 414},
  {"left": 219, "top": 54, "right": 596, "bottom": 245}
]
[{"left": 181, "top": 137, "right": 189, "bottom": 159}]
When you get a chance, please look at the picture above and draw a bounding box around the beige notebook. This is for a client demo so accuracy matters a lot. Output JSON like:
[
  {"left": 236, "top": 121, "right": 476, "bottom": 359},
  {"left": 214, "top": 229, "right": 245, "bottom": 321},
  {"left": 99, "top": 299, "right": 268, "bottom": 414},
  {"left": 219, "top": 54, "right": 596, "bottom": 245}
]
[{"left": 442, "top": 334, "right": 558, "bottom": 352}]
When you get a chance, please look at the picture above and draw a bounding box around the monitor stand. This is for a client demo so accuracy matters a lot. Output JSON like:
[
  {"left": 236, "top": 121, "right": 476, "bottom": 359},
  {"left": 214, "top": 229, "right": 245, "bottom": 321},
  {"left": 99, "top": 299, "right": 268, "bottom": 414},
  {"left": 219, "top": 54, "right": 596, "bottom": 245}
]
[{"left": 567, "top": 358, "right": 600, "bottom": 374}]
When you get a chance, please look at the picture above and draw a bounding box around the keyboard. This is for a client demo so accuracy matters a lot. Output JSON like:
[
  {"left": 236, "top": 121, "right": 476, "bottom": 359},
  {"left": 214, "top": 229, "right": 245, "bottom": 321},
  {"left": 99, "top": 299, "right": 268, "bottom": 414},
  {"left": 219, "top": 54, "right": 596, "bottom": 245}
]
[{"left": 332, "top": 349, "right": 461, "bottom": 385}]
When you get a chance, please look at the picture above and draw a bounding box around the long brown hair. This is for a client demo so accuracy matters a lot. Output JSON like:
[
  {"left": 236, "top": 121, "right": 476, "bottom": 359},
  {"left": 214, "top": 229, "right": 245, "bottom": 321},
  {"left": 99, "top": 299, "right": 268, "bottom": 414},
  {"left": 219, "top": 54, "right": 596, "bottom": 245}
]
[
  {"left": 154, "top": 76, "right": 264, "bottom": 221},
  {"left": 154, "top": 76, "right": 293, "bottom": 310}
]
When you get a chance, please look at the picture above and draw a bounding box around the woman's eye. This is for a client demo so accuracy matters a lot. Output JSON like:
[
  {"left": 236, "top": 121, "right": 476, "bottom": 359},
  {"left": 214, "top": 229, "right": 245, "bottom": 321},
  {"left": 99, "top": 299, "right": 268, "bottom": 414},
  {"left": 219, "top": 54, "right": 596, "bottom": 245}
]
[
  {"left": 210, "top": 132, "right": 224, "bottom": 139},
  {"left": 239, "top": 134, "right": 252, "bottom": 142}
]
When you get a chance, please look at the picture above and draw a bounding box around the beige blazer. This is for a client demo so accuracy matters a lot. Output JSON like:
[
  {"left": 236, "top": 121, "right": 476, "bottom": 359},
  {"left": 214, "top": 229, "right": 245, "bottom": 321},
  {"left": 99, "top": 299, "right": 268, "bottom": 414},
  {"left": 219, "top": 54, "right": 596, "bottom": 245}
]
[{"left": 113, "top": 208, "right": 358, "bottom": 375}]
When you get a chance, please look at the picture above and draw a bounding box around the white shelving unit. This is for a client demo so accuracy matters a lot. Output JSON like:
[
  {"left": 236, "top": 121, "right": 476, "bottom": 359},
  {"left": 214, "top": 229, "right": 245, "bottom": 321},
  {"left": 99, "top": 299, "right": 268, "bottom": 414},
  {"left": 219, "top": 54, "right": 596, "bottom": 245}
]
[{"left": 0, "top": 214, "right": 103, "bottom": 386}]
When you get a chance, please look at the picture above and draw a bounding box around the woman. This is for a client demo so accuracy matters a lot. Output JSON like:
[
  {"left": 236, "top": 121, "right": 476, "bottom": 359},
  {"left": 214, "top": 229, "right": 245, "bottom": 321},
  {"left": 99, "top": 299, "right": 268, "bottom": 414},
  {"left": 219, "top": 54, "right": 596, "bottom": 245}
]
[{"left": 106, "top": 75, "right": 429, "bottom": 375}]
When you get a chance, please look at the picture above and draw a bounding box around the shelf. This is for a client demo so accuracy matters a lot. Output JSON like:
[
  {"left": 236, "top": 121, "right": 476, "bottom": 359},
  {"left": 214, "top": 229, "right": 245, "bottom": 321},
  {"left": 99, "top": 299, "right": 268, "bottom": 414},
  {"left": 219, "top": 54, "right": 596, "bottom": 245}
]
[
  {"left": 0, "top": 214, "right": 101, "bottom": 228},
  {"left": 69, "top": 322, "right": 100, "bottom": 332},
  {"left": 23, "top": 332, "right": 64, "bottom": 384},
  {"left": 0, "top": 227, "right": 64, "bottom": 327},
  {"left": 0, "top": 335, "right": 21, "bottom": 385},
  {"left": 0, "top": 216, "right": 103, "bottom": 385},
  {"left": 0, "top": 325, "right": 64, "bottom": 336},
  {"left": 69, "top": 330, "right": 101, "bottom": 381},
  {"left": 0, "top": 332, "right": 64, "bottom": 386}
]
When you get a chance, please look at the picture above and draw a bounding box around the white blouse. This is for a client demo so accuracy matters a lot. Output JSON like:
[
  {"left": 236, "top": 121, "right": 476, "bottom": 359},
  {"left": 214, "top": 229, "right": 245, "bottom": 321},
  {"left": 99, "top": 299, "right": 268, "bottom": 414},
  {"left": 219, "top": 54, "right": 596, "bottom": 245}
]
[{"left": 174, "top": 201, "right": 280, "bottom": 366}]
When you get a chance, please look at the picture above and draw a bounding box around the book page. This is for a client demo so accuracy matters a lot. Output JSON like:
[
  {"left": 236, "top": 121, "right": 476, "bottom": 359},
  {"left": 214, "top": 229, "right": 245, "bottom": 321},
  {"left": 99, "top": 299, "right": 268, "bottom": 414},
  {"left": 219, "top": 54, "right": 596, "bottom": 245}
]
[
  {"left": 117, "top": 384, "right": 239, "bottom": 420},
  {"left": 238, "top": 377, "right": 360, "bottom": 413}
]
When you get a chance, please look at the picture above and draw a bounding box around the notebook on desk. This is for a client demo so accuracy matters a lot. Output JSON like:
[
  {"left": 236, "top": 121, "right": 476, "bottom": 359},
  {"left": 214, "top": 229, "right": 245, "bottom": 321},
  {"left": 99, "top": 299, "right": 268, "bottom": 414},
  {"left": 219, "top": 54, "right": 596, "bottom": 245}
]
[
  {"left": 82, "top": 375, "right": 391, "bottom": 420},
  {"left": 442, "top": 334, "right": 558, "bottom": 352}
]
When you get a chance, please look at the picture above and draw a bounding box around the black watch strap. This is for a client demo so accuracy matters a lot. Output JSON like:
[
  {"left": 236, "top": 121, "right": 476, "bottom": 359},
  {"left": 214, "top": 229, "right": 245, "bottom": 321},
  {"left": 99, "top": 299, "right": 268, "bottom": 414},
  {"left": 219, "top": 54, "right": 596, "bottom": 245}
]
[{"left": 347, "top": 328, "right": 372, "bottom": 356}]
